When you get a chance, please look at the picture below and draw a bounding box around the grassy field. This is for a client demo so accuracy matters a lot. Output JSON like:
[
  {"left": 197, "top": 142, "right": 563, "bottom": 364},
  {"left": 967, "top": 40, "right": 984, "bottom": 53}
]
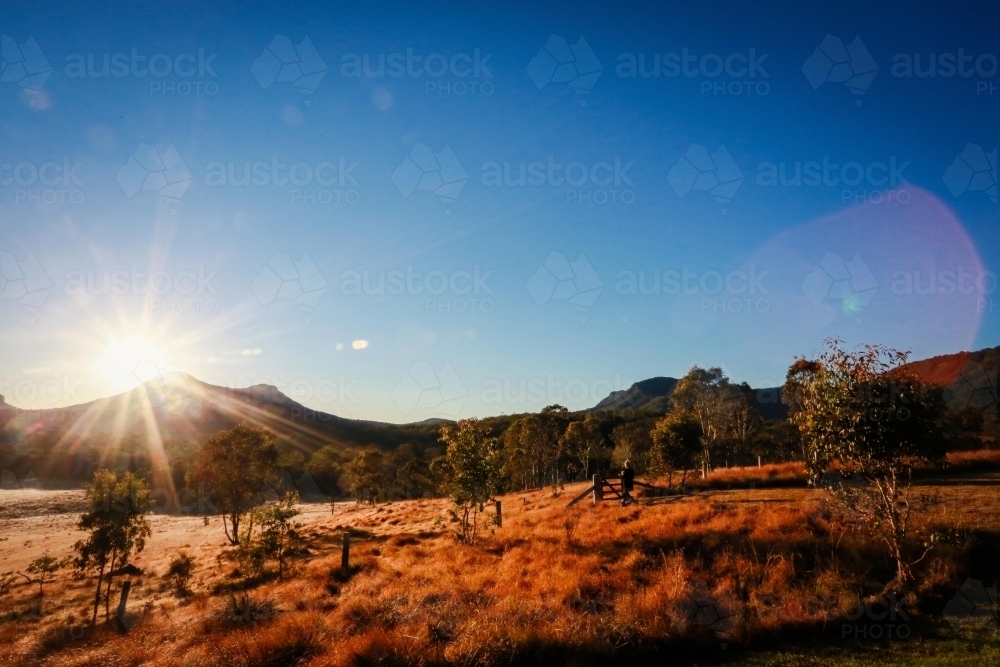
[{"left": 0, "top": 455, "right": 998, "bottom": 666}]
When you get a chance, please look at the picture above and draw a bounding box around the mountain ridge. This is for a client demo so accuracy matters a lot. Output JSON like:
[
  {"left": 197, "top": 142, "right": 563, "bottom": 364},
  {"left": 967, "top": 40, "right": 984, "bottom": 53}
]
[{"left": 1, "top": 345, "right": 995, "bottom": 484}]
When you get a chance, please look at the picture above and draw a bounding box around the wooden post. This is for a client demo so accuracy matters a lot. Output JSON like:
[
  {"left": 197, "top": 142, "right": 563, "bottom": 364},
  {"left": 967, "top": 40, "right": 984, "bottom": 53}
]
[
  {"left": 592, "top": 474, "right": 603, "bottom": 504},
  {"left": 494, "top": 500, "right": 502, "bottom": 527},
  {"left": 116, "top": 580, "right": 131, "bottom": 631},
  {"left": 341, "top": 531, "right": 350, "bottom": 573}
]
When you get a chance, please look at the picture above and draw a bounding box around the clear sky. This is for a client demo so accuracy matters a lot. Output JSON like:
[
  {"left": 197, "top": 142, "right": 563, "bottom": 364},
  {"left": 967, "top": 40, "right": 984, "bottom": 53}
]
[{"left": 0, "top": 0, "right": 997, "bottom": 422}]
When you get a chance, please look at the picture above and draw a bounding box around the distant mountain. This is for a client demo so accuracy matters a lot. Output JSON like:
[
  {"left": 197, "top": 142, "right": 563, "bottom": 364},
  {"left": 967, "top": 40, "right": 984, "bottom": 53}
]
[
  {"left": 592, "top": 377, "right": 678, "bottom": 414},
  {"left": 0, "top": 373, "right": 443, "bottom": 482},
  {"left": 586, "top": 345, "right": 999, "bottom": 423},
  {"left": 904, "top": 346, "right": 999, "bottom": 413},
  {"left": 588, "top": 376, "right": 787, "bottom": 420}
]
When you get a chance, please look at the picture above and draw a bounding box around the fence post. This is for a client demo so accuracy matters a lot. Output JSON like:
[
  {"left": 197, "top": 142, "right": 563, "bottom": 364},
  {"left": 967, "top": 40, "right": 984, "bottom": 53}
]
[
  {"left": 341, "top": 531, "right": 350, "bottom": 574},
  {"left": 592, "top": 473, "right": 603, "bottom": 504},
  {"left": 494, "top": 500, "right": 502, "bottom": 527},
  {"left": 116, "top": 580, "right": 132, "bottom": 631}
]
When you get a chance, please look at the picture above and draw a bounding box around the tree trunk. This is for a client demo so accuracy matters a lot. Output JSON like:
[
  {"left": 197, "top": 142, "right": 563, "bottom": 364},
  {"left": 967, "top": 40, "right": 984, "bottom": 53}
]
[
  {"left": 104, "top": 554, "right": 117, "bottom": 621},
  {"left": 91, "top": 563, "right": 105, "bottom": 626}
]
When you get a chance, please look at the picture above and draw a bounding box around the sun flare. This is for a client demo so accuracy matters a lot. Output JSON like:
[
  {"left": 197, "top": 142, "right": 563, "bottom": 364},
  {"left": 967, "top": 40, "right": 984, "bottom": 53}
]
[{"left": 94, "top": 335, "right": 171, "bottom": 391}]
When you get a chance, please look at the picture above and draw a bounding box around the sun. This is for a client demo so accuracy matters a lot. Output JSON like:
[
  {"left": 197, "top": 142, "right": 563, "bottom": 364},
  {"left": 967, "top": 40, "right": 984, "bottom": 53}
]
[{"left": 94, "top": 335, "right": 171, "bottom": 392}]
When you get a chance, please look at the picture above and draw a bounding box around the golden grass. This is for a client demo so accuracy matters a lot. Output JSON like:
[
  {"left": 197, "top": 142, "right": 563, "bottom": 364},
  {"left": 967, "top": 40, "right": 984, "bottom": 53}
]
[
  {"left": 1, "top": 457, "right": 999, "bottom": 666},
  {"left": 946, "top": 448, "right": 1000, "bottom": 469}
]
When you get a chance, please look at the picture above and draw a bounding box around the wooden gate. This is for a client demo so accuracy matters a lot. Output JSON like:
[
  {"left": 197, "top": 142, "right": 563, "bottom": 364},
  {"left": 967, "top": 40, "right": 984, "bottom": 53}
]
[{"left": 566, "top": 474, "right": 662, "bottom": 507}]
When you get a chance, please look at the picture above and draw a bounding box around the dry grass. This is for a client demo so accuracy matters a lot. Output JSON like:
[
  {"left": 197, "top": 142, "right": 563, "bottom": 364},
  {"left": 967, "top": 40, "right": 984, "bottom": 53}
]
[
  {"left": 1, "top": 455, "right": 999, "bottom": 666},
  {"left": 686, "top": 462, "right": 808, "bottom": 490},
  {"left": 946, "top": 449, "right": 1000, "bottom": 470}
]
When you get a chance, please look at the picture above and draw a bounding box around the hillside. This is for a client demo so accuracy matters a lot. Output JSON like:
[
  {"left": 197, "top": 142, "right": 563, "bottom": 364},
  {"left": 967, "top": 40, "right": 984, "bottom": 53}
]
[
  {"left": 590, "top": 376, "right": 787, "bottom": 420},
  {"left": 904, "top": 346, "right": 999, "bottom": 414},
  {"left": 0, "top": 373, "right": 441, "bottom": 484}
]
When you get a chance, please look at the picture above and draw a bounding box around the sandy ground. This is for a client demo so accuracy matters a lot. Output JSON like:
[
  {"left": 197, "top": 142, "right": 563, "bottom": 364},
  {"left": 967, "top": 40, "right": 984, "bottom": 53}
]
[{"left": 0, "top": 490, "right": 455, "bottom": 575}]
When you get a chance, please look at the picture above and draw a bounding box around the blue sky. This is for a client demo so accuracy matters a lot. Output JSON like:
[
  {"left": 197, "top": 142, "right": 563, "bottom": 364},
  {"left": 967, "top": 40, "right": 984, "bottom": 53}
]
[{"left": 0, "top": 0, "right": 997, "bottom": 421}]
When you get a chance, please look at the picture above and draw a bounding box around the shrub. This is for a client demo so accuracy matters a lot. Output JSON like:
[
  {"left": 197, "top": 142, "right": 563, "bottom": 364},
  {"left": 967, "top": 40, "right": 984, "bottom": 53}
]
[
  {"left": 167, "top": 553, "right": 195, "bottom": 594},
  {"left": 214, "top": 593, "right": 277, "bottom": 627}
]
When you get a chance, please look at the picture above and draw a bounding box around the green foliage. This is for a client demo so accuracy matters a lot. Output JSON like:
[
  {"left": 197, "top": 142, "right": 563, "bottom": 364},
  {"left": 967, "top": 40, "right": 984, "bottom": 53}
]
[
  {"left": 254, "top": 492, "right": 301, "bottom": 579},
  {"left": 502, "top": 408, "right": 567, "bottom": 491},
  {"left": 784, "top": 338, "right": 947, "bottom": 588},
  {"left": 558, "top": 415, "right": 609, "bottom": 479},
  {"left": 73, "top": 469, "right": 152, "bottom": 624},
  {"left": 751, "top": 420, "right": 804, "bottom": 463},
  {"left": 305, "top": 445, "right": 349, "bottom": 495},
  {"left": 276, "top": 448, "right": 307, "bottom": 478},
  {"left": 650, "top": 412, "right": 702, "bottom": 488},
  {"left": 611, "top": 419, "right": 655, "bottom": 474},
  {"left": 25, "top": 553, "right": 67, "bottom": 613},
  {"left": 237, "top": 492, "right": 302, "bottom": 579},
  {"left": 396, "top": 457, "right": 437, "bottom": 498},
  {"left": 188, "top": 425, "right": 279, "bottom": 545},
  {"left": 167, "top": 552, "right": 195, "bottom": 593},
  {"left": 672, "top": 366, "right": 734, "bottom": 476},
  {"left": 439, "top": 419, "right": 503, "bottom": 544},
  {"left": 348, "top": 450, "right": 391, "bottom": 504},
  {"left": 785, "top": 339, "right": 947, "bottom": 482}
]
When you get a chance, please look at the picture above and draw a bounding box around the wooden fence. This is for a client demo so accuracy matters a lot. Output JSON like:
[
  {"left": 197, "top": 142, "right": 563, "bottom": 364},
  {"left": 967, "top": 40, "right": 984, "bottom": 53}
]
[{"left": 566, "top": 473, "right": 662, "bottom": 507}]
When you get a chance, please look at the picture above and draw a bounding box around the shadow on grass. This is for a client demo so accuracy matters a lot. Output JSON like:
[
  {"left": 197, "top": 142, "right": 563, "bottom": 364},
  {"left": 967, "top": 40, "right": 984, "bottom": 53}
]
[{"left": 211, "top": 570, "right": 279, "bottom": 594}]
